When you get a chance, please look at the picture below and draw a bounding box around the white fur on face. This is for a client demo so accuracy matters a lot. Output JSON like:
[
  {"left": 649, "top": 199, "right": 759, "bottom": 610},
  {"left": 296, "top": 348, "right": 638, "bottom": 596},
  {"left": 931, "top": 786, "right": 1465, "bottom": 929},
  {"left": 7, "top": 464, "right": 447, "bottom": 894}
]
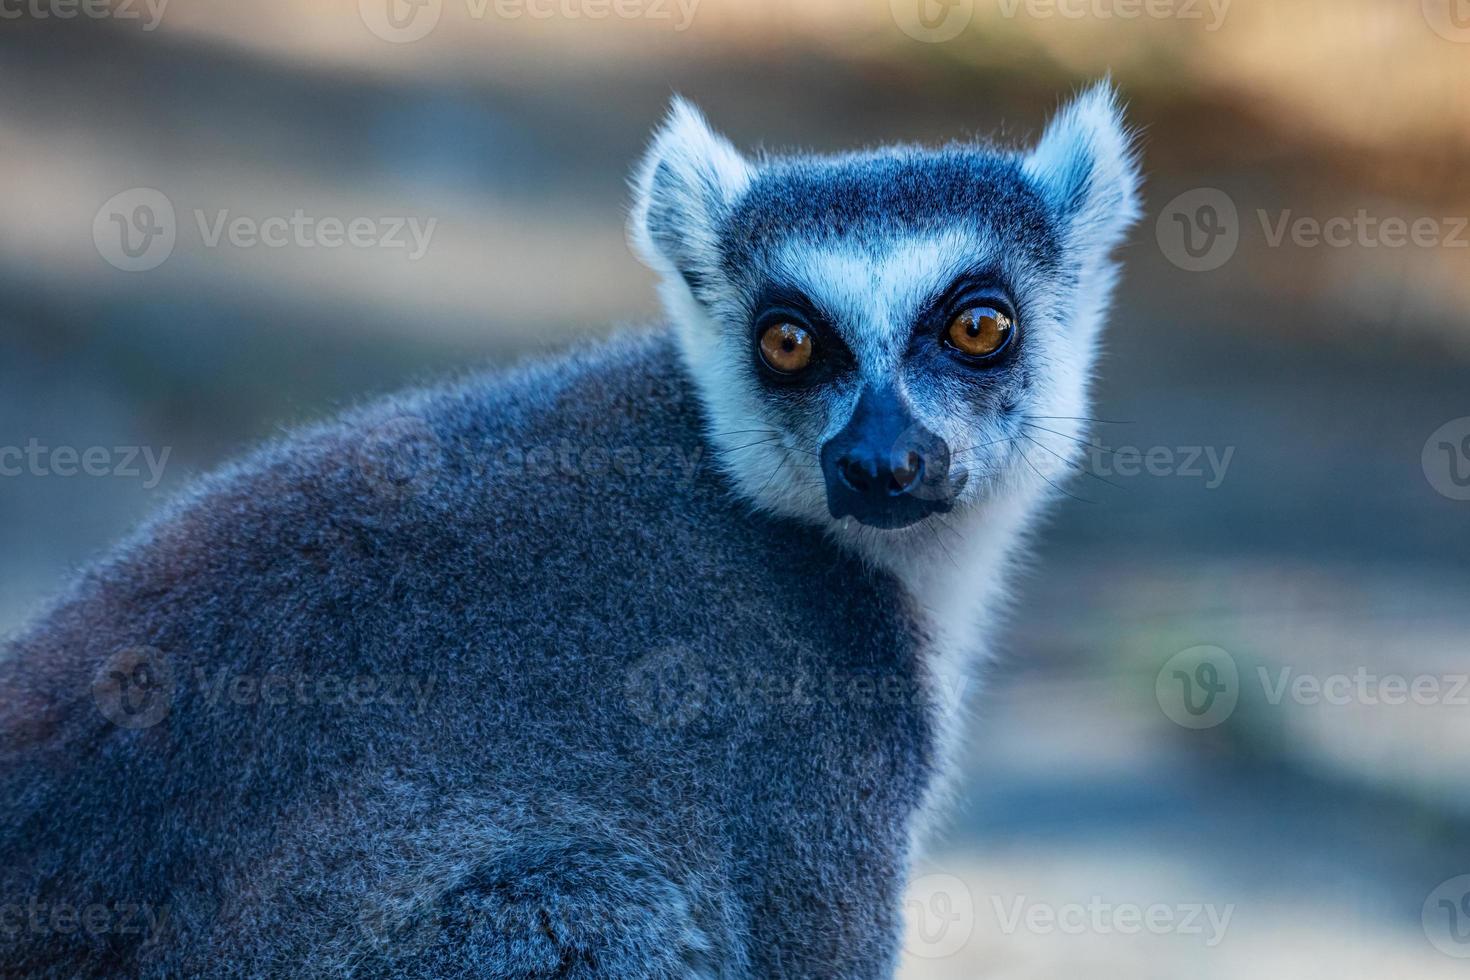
[
  {"left": 679, "top": 226, "right": 1106, "bottom": 537},
  {"left": 630, "top": 84, "right": 1139, "bottom": 550},
  {"left": 770, "top": 231, "right": 982, "bottom": 385}
]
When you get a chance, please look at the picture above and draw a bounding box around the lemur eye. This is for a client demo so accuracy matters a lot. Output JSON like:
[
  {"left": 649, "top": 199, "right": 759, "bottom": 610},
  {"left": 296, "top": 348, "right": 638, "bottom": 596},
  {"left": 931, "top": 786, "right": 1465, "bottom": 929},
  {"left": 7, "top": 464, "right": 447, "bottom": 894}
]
[
  {"left": 758, "top": 322, "right": 814, "bottom": 374},
  {"left": 945, "top": 306, "right": 1014, "bottom": 359}
]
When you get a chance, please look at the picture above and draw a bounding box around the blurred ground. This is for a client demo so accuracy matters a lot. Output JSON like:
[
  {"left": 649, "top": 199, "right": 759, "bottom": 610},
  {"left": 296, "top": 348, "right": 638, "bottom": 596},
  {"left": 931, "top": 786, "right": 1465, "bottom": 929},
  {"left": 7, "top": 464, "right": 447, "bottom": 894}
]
[{"left": 2, "top": 1, "right": 1469, "bottom": 975}]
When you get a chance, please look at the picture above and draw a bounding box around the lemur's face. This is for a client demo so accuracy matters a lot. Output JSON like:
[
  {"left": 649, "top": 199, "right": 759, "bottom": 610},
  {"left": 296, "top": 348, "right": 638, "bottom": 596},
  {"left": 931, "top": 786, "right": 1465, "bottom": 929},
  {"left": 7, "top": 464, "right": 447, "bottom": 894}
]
[{"left": 633, "top": 86, "right": 1140, "bottom": 536}]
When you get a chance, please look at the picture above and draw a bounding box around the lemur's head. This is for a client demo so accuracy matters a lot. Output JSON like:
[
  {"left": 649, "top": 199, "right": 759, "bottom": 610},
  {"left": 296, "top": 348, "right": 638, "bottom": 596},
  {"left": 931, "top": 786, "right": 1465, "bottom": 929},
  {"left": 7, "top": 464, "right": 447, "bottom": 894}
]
[{"left": 631, "top": 83, "right": 1140, "bottom": 539}]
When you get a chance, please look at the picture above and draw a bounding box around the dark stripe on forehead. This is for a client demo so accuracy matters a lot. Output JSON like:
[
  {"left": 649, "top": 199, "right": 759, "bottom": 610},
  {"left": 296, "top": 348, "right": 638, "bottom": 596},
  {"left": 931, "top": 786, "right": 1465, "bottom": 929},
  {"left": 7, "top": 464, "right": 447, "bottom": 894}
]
[{"left": 718, "top": 147, "right": 1058, "bottom": 277}]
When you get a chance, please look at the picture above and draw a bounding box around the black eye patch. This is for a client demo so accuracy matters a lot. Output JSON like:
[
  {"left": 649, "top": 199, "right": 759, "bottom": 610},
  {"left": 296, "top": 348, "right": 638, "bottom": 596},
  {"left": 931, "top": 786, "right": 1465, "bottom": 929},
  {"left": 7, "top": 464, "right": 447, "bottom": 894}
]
[
  {"left": 904, "top": 266, "right": 1025, "bottom": 377},
  {"left": 911, "top": 265, "right": 1017, "bottom": 332},
  {"left": 747, "top": 283, "right": 856, "bottom": 386}
]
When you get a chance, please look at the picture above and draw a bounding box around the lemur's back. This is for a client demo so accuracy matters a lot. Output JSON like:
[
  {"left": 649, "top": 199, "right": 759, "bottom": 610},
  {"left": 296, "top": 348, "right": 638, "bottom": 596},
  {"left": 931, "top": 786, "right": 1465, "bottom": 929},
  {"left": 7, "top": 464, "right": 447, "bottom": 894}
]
[{"left": 0, "top": 328, "right": 934, "bottom": 978}]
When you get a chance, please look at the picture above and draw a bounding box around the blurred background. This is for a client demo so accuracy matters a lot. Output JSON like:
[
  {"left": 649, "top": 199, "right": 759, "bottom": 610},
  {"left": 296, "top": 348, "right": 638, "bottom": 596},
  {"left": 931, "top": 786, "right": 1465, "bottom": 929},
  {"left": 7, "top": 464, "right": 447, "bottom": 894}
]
[{"left": 3, "top": 0, "right": 1469, "bottom": 975}]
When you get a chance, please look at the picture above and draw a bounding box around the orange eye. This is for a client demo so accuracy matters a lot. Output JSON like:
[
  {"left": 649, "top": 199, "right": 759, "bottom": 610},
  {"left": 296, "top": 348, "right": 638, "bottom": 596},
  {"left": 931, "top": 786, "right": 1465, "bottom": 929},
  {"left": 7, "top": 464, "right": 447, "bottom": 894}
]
[
  {"left": 945, "top": 306, "right": 1014, "bottom": 358},
  {"left": 758, "top": 322, "right": 814, "bottom": 374}
]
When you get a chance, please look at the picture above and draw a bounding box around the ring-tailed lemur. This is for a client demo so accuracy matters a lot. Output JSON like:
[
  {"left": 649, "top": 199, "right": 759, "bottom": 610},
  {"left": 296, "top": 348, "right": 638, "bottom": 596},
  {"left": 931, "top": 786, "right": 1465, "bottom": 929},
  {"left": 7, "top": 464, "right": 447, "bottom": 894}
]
[{"left": 0, "top": 83, "right": 1139, "bottom": 977}]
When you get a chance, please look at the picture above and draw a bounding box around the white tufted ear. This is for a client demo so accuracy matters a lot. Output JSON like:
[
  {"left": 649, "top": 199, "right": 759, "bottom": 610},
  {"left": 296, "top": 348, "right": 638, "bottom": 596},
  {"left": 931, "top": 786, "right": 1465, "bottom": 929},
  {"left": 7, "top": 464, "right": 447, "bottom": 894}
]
[
  {"left": 1023, "top": 81, "right": 1142, "bottom": 259},
  {"left": 629, "top": 98, "right": 753, "bottom": 297}
]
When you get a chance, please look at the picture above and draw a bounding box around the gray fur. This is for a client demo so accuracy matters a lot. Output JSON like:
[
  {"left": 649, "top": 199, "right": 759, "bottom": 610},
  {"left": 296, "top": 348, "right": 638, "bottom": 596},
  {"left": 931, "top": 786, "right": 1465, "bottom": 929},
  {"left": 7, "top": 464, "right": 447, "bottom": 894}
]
[{"left": 0, "top": 84, "right": 1140, "bottom": 978}]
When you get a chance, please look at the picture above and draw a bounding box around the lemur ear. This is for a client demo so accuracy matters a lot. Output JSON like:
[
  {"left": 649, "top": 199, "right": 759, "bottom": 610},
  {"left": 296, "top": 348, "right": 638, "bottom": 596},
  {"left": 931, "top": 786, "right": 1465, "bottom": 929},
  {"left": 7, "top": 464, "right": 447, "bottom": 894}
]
[
  {"left": 630, "top": 98, "right": 752, "bottom": 295},
  {"left": 1022, "top": 81, "right": 1142, "bottom": 258}
]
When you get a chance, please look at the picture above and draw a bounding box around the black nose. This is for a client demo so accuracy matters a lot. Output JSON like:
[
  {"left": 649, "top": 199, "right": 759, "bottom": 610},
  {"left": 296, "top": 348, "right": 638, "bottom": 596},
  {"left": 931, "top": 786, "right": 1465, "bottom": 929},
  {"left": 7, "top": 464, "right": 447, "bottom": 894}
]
[
  {"left": 820, "top": 386, "right": 958, "bottom": 530},
  {"left": 836, "top": 448, "right": 924, "bottom": 497}
]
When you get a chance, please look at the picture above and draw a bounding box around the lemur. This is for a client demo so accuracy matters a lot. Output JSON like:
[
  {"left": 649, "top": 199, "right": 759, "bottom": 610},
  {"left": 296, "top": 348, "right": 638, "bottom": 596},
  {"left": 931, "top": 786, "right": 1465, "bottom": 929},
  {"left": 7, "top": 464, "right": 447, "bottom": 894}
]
[{"left": 0, "top": 83, "right": 1139, "bottom": 977}]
